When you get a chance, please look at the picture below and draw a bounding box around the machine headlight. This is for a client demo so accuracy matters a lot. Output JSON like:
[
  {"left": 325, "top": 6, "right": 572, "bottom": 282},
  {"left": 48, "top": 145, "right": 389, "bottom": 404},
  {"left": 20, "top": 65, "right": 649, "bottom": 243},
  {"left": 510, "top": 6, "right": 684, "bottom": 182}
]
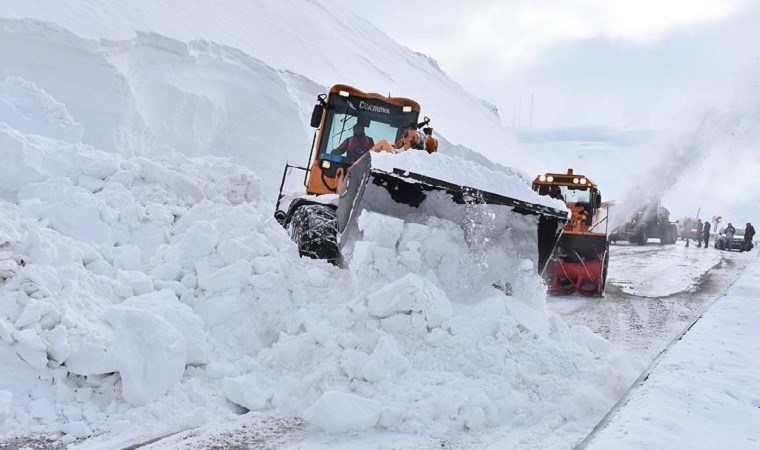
[
  {"left": 580, "top": 178, "right": 587, "bottom": 185},
  {"left": 322, "top": 160, "right": 331, "bottom": 169},
  {"left": 573, "top": 178, "right": 579, "bottom": 184},
  {"left": 539, "top": 175, "right": 547, "bottom": 182},
  {"left": 546, "top": 176, "right": 554, "bottom": 182},
  {"left": 338, "top": 90, "right": 350, "bottom": 97},
  {"left": 402, "top": 105, "right": 412, "bottom": 112}
]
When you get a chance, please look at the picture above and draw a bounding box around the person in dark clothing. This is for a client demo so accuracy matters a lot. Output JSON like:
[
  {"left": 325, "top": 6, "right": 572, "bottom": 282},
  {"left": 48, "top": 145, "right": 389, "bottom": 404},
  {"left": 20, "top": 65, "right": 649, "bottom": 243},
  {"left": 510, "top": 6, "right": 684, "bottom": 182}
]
[
  {"left": 549, "top": 186, "right": 565, "bottom": 202},
  {"left": 695, "top": 219, "right": 703, "bottom": 248},
  {"left": 744, "top": 222, "right": 755, "bottom": 252},
  {"left": 331, "top": 123, "right": 375, "bottom": 162},
  {"left": 702, "top": 221, "right": 711, "bottom": 248}
]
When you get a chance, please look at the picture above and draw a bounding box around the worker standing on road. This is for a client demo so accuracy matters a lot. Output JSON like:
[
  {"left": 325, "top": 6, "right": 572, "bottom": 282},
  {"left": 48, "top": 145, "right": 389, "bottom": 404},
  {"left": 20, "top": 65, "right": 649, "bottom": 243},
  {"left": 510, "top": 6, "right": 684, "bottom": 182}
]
[
  {"left": 744, "top": 222, "right": 755, "bottom": 252},
  {"left": 725, "top": 223, "right": 736, "bottom": 250},
  {"left": 696, "top": 219, "right": 703, "bottom": 248},
  {"left": 703, "top": 221, "right": 711, "bottom": 248}
]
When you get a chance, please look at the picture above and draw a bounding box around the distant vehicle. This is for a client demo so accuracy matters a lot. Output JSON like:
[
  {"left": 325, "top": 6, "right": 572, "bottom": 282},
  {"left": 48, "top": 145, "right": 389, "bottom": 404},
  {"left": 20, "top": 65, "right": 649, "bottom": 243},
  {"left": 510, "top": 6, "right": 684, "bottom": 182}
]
[
  {"left": 715, "top": 228, "right": 745, "bottom": 251},
  {"left": 609, "top": 201, "right": 678, "bottom": 245},
  {"left": 677, "top": 216, "right": 699, "bottom": 240}
]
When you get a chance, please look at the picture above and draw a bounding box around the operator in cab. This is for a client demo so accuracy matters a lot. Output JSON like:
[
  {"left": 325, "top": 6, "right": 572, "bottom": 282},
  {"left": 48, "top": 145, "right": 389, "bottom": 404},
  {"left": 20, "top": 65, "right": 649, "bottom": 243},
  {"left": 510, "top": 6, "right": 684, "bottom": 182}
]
[
  {"left": 549, "top": 186, "right": 565, "bottom": 203},
  {"left": 330, "top": 123, "right": 375, "bottom": 162}
]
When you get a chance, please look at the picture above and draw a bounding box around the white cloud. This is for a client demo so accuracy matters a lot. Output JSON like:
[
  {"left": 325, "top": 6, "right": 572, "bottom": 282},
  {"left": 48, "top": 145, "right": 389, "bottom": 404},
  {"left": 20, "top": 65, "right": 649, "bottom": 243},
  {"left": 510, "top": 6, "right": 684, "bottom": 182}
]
[
  {"left": 389, "top": 0, "right": 755, "bottom": 71},
  {"left": 341, "top": 0, "right": 760, "bottom": 127}
]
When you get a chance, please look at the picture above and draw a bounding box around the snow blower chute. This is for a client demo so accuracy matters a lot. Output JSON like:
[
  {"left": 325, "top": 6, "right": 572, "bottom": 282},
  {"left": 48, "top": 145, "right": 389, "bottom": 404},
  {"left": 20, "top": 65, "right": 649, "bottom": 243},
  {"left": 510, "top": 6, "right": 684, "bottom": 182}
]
[
  {"left": 274, "top": 85, "right": 569, "bottom": 275},
  {"left": 532, "top": 169, "right": 609, "bottom": 296}
]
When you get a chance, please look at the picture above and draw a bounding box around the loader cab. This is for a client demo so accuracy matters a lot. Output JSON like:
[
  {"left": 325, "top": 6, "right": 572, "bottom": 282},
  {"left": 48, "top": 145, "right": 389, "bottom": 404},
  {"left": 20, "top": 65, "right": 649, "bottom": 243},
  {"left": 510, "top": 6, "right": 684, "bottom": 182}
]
[
  {"left": 305, "top": 85, "right": 422, "bottom": 195},
  {"left": 532, "top": 169, "right": 605, "bottom": 234}
]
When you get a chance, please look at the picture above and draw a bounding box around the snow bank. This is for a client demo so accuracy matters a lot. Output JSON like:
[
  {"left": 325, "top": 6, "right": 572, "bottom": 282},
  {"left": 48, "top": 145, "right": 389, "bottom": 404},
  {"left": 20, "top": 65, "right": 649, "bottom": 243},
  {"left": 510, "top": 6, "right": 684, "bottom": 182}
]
[
  {"left": 0, "top": 123, "right": 633, "bottom": 442},
  {"left": 586, "top": 259, "right": 760, "bottom": 449},
  {"left": 0, "top": 0, "right": 526, "bottom": 167},
  {"left": 0, "top": 19, "right": 306, "bottom": 197},
  {"left": 0, "top": 77, "right": 83, "bottom": 143}
]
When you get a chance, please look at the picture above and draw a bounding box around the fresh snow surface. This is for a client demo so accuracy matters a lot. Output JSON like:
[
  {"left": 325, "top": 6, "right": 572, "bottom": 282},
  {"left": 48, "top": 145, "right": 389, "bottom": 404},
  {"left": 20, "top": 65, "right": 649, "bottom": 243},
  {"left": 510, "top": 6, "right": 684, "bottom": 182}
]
[
  {"left": 0, "top": 0, "right": 528, "bottom": 168},
  {"left": 372, "top": 151, "right": 568, "bottom": 212},
  {"left": 0, "top": 61, "right": 634, "bottom": 446},
  {"left": 586, "top": 257, "right": 760, "bottom": 450}
]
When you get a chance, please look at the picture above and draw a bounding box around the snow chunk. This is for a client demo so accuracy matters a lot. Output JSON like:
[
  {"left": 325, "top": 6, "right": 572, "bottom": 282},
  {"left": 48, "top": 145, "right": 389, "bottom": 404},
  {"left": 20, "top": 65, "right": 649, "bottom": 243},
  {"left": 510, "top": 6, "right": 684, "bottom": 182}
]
[
  {"left": 117, "top": 270, "right": 154, "bottom": 296},
  {"left": 120, "top": 290, "right": 208, "bottom": 365},
  {"left": 15, "top": 298, "right": 50, "bottom": 328},
  {"left": 0, "top": 390, "right": 11, "bottom": 423},
  {"left": 0, "top": 77, "right": 83, "bottom": 143},
  {"left": 206, "top": 360, "right": 240, "bottom": 379},
  {"left": 13, "top": 328, "right": 48, "bottom": 369},
  {"left": 150, "top": 263, "right": 183, "bottom": 281},
  {"left": 0, "top": 259, "right": 18, "bottom": 278},
  {"left": 137, "top": 158, "right": 203, "bottom": 204},
  {"left": 61, "top": 421, "right": 93, "bottom": 438},
  {"left": 367, "top": 273, "right": 453, "bottom": 328},
  {"left": 112, "top": 245, "right": 141, "bottom": 271},
  {"left": 103, "top": 306, "right": 187, "bottom": 406},
  {"left": 179, "top": 221, "right": 218, "bottom": 258},
  {"left": 196, "top": 260, "right": 252, "bottom": 292},
  {"left": 218, "top": 239, "right": 255, "bottom": 266},
  {"left": 303, "top": 391, "right": 381, "bottom": 433},
  {"left": 0, "top": 319, "right": 13, "bottom": 344},
  {"left": 357, "top": 212, "right": 404, "bottom": 248},
  {"left": 65, "top": 341, "right": 118, "bottom": 376},
  {"left": 362, "top": 335, "right": 410, "bottom": 383},
  {"left": 221, "top": 374, "right": 269, "bottom": 411},
  {"left": 29, "top": 397, "right": 57, "bottom": 422},
  {"left": 42, "top": 325, "right": 70, "bottom": 364},
  {"left": 572, "top": 325, "right": 613, "bottom": 354}
]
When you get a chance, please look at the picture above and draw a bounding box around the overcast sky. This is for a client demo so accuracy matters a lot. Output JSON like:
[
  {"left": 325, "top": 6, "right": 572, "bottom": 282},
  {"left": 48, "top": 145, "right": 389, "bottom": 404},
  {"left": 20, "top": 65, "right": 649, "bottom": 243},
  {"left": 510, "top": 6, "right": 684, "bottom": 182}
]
[{"left": 336, "top": 0, "right": 760, "bottom": 131}]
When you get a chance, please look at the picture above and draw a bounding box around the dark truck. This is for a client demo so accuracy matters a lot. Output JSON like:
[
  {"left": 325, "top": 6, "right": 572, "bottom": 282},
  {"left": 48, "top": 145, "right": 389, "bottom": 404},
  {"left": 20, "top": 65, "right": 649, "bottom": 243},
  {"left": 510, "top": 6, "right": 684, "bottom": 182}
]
[{"left": 609, "top": 202, "right": 678, "bottom": 245}]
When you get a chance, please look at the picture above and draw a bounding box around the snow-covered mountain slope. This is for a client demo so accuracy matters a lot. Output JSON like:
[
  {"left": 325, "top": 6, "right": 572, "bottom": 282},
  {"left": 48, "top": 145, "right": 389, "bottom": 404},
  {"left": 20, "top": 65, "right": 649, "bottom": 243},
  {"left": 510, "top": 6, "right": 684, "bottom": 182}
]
[
  {"left": 0, "top": 77, "right": 635, "bottom": 445},
  {"left": 1, "top": 0, "right": 523, "bottom": 169}
]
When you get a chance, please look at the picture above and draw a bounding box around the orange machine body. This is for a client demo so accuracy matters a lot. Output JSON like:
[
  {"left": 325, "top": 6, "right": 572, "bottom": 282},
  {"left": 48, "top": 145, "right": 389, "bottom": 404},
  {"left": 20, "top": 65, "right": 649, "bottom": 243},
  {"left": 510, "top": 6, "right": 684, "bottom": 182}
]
[
  {"left": 531, "top": 169, "right": 604, "bottom": 237},
  {"left": 304, "top": 84, "right": 436, "bottom": 196},
  {"left": 532, "top": 169, "right": 609, "bottom": 297}
]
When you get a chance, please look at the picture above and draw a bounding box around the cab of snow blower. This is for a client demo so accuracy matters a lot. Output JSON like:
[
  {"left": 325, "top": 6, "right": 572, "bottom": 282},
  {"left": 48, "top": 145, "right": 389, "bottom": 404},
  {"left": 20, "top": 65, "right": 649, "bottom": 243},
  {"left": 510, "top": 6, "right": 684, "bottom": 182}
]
[
  {"left": 533, "top": 169, "right": 609, "bottom": 296},
  {"left": 274, "top": 84, "right": 569, "bottom": 276}
]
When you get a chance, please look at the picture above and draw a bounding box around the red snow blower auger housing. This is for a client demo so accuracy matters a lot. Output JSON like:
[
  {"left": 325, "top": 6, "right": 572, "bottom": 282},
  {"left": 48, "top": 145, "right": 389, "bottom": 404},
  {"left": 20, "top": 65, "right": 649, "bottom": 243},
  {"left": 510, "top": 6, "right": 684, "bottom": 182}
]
[{"left": 532, "top": 169, "right": 609, "bottom": 297}]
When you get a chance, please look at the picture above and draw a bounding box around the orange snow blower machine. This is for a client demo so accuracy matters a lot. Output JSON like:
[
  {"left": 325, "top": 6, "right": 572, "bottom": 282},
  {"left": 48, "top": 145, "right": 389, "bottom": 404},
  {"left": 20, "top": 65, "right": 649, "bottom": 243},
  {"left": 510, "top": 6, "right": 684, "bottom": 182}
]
[{"left": 532, "top": 169, "right": 609, "bottom": 296}]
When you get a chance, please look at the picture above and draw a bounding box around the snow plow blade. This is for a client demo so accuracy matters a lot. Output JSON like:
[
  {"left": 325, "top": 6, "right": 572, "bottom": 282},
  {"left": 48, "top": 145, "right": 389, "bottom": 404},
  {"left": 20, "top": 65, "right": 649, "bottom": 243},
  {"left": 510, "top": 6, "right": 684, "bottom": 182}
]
[{"left": 336, "top": 154, "right": 569, "bottom": 274}]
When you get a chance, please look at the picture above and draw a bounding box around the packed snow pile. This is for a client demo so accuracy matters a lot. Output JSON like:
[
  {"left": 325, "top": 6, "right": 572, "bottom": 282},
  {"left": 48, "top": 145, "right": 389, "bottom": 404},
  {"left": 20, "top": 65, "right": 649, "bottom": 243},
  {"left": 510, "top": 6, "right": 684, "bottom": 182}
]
[{"left": 0, "top": 69, "right": 635, "bottom": 444}]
